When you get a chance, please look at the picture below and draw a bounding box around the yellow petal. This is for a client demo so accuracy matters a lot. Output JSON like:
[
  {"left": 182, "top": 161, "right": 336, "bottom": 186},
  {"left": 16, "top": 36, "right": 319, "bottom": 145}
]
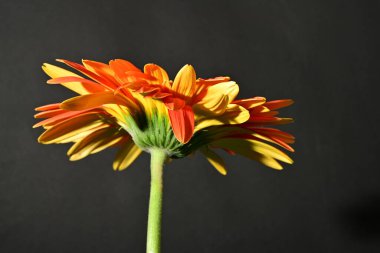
[
  {"left": 194, "top": 94, "right": 229, "bottom": 115},
  {"left": 67, "top": 128, "right": 124, "bottom": 161},
  {"left": 42, "top": 63, "right": 98, "bottom": 95},
  {"left": 113, "top": 140, "right": 142, "bottom": 171},
  {"left": 201, "top": 147, "right": 227, "bottom": 175},
  {"left": 211, "top": 138, "right": 293, "bottom": 169},
  {"left": 194, "top": 81, "right": 238, "bottom": 114},
  {"left": 102, "top": 104, "right": 132, "bottom": 128},
  {"left": 194, "top": 104, "right": 249, "bottom": 132},
  {"left": 248, "top": 153, "right": 283, "bottom": 170},
  {"left": 38, "top": 114, "right": 105, "bottom": 144},
  {"left": 210, "top": 81, "right": 239, "bottom": 104},
  {"left": 172, "top": 65, "right": 196, "bottom": 99}
]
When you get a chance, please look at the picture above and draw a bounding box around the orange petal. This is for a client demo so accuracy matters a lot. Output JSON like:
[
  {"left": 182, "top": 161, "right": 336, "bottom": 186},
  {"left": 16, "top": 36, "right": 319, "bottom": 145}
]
[
  {"left": 35, "top": 103, "right": 60, "bottom": 111},
  {"left": 109, "top": 59, "right": 141, "bottom": 83},
  {"left": 264, "top": 99, "right": 294, "bottom": 110},
  {"left": 33, "top": 110, "right": 102, "bottom": 128},
  {"left": 35, "top": 108, "right": 66, "bottom": 119},
  {"left": 109, "top": 59, "right": 140, "bottom": 72},
  {"left": 125, "top": 71, "right": 157, "bottom": 81},
  {"left": 172, "top": 65, "right": 196, "bottom": 99},
  {"left": 168, "top": 105, "right": 194, "bottom": 144},
  {"left": 233, "top": 97, "right": 266, "bottom": 109}
]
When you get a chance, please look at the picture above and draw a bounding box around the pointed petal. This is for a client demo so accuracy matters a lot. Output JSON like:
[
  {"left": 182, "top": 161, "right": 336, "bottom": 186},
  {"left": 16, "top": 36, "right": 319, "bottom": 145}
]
[
  {"left": 35, "top": 103, "right": 61, "bottom": 111},
  {"left": 172, "top": 65, "right": 196, "bottom": 99},
  {"left": 264, "top": 99, "right": 294, "bottom": 110},
  {"left": 34, "top": 108, "right": 66, "bottom": 118},
  {"left": 113, "top": 140, "right": 142, "bottom": 171},
  {"left": 168, "top": 105, "right": 194, "bottom": 144},
  {"left": 60, "top": 92, "right": 132, "bottom": 111},
  {"left": 201, "top": 147, "right": 227, "bottom": 175}
]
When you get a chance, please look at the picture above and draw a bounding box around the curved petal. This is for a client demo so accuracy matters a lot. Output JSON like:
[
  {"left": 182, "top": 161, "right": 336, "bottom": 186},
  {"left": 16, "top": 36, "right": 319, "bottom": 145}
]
[
  {"left": 113, "top": 139, "right": 142, "bottom": 171},
  {"left": 109, "top": 59, "right": 141, "bottom": 83},
  {"left": 201, "top": 147, "right": 227, "bottom": 175},
  {"left": 168, "top": 105, "right": 194, "bottom": 144},
  {"left": 194, "top": 81, "right": 238, "bottom": 115},
  {"left": 172, "top": 64, "right": 196, "bottom": 99},
  {"left": 144, "top": 63, "right": 170, "bottom": 87},
  {"left": 68, "top": 127, "right": 124, "bottom": 161}
]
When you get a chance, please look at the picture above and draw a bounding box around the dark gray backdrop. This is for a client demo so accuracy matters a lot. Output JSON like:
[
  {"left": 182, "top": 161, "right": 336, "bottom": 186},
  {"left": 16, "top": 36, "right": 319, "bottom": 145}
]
[{"left": 1, "top": 0, "right": 379, "bottom": 252}]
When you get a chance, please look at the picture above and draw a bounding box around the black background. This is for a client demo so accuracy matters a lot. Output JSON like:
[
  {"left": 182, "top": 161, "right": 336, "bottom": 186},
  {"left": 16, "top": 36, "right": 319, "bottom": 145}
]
[{"left": 1, "top": 0, "right": 379, "bottom": 252}]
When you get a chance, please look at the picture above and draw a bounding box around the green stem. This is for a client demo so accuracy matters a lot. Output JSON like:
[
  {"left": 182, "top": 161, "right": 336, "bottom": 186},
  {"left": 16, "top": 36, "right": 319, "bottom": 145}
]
[{"left": 146, "top": 149, "right": 167, "bottom": 253}]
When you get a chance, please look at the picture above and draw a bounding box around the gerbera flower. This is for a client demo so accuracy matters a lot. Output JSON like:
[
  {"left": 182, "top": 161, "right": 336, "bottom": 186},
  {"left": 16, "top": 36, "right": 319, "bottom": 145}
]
[{"left": 34, "top": 59, "right": 294, "bottom": 253}]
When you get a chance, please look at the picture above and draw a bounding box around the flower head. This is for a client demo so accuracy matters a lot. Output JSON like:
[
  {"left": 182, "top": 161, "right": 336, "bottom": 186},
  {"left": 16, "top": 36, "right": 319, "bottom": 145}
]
[{"left": 34, "top": 59, "right": 294, "bottom": 174}]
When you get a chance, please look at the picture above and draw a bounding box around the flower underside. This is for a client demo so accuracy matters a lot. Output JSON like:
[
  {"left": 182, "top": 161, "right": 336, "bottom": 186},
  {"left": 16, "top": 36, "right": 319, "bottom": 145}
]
[{"left": 34, "top": 59, "right": 295, "bottom": 174}]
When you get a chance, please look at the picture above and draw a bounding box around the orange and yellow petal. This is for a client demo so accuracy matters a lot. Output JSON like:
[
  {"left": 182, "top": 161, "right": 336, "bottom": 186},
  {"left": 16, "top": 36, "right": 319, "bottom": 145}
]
[{"left": 172, "top": 64, "right": 196, "bottom": 100}]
